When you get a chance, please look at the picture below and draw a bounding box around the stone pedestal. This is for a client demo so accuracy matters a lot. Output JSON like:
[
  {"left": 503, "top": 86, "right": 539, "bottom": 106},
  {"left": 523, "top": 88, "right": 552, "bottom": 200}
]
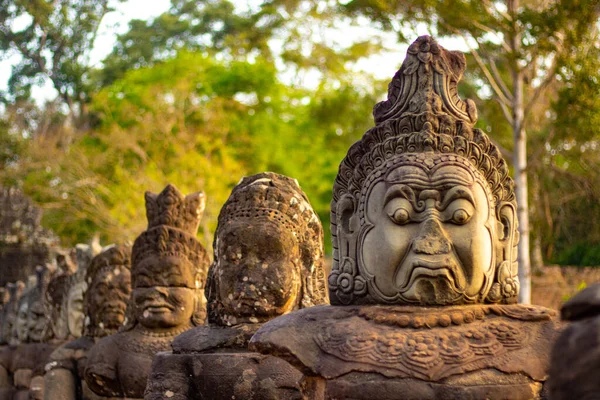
[
  {"left": 145, "top": 352, "right": 304, "bottom": 400},
  {"left": 251, "top": 304, "right": 561, "bottom": 400}
]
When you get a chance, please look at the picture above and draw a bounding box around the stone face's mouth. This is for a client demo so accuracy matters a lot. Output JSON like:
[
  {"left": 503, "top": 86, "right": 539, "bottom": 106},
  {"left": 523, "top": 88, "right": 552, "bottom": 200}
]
[
  {"left": 143, "top": 302, "right": 173, "bottom": 313},
  {"left": 396, "top": 255, "right": 466, "bottom": 294}
]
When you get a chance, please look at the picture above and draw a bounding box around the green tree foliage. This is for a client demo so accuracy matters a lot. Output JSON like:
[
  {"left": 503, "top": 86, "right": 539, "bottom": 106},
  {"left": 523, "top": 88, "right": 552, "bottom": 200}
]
[
  {"left": 0, "top": 0, "right": 118, "bottom": 126},
  {"left": 4, "top": 51, "right": 382, "bottom": 250},
  {"left": 535, "top": 39, "right": 600, "bottom": 266},
  {"left": 97, "top": 0, "right": 385, "bottom": 86}
]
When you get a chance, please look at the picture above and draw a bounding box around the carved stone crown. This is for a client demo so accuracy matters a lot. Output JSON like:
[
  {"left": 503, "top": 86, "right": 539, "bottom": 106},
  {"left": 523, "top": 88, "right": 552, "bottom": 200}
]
[
  {"left": 330, "top": 35, "right": 518, "bottom": 304},
  {"left": 144, "top": 184, "right": 205, "bottom": 233},
  {"left": 86, "top": 244, "right": 131, "bottom": 284},
  {"left": 132, "top": 184, "right": 209, "bottom": 285},
  {"left": 218, "top": 172, "right": 320, "bottom": 235}
]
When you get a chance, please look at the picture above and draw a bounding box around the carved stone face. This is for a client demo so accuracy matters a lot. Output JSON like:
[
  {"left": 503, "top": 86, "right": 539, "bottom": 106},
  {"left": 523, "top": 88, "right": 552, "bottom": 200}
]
[
  {"left": 88, "top": 266, "right": 131, "bottom": 332},
  {"left": 15, "top": 300, "right": 29, "bottom": 342},
  {"left": 67, "top": 281, "right": 86, "bottom": 338},
  {"left": 50, "top": 311, "right": 69, "bottom": 341},
  {"left": 3, "top": 306, "right": 17, "bottom": 343},
  {"left": 133, "top": 255, "right": 195, "bottom": 329},
  {"left": 27, "top": 298, "right": 46, "bottom": 342},
  {"left": 360, "top": 156, "right": 497, "bottom": 305},
  {"left": 215, "top": 222, "right": 300, "bottom": 320}
]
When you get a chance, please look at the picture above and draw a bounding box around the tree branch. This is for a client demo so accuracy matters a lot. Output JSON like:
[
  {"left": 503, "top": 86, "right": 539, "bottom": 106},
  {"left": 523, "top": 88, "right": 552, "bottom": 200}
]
[
  {"left": 523, "top": 54, "right": 559, "bottom": 118},
  {"left": 495, "top": 96, "right": 514, "bottom": 126},
  {"left": 489, "top": 136, "right": 513, "bottom": 160},
  {"left": 489, "top": 57, "right": 513, "bottom": 101},
  {"left": 481, "top": 0, "right": 513, "bottom": 22},
  {"left": 441, "top": 23, "right": 513, "bottom": 107},
  {"left": 470, "top": 20, "right": 511, "bottom": 53}
]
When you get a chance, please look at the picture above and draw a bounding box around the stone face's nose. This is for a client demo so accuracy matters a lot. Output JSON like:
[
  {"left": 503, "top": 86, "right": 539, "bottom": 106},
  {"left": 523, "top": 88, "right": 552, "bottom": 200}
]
[{"left": 413, "top": 218, "right": 451, "bottom": 255}]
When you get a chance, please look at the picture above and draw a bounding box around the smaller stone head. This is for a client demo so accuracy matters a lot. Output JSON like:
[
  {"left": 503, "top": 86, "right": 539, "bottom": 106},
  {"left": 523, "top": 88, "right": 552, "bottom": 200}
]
[
  {"left": 56, "top": 249, "right": 78, "bottom": 275},
  {"left": 0, "top": 287, "right": 7, "bottom": 343},
  {"left": 66, "top": 276, "right": 86, "bottom": 338},
  {"left": 29, "top": 266, "right": 52, "bottom": 342},
  {"left": 14, "top": 267, "right": 51, "bottom": 343},
  {"left": 45, "top": 267, "right": 72, "bottom": 341},
  {"left": 1, "top": 281, "right": 24, "bottom": 344},
  {"left": 0, "top": 287, "right": 8, "bottom": 309},
  {"left": 83, "top": 244, "right": 132, "bottom": 337},
  {"left": 15, "top": 291, "right": 30, "bottom": 343},
  {"left": 206, "top": 173, "right": 328, "bottom": 326},
  {"left": 128, "top": 184, "right": 210, "bottom": 331}
]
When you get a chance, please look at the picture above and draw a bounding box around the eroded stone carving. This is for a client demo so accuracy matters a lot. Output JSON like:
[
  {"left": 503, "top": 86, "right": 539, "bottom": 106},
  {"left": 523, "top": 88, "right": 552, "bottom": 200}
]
[
  {"left": 44, "top": 244, "right": 132, "bottom": 400},
  {"left": 44, "top": 250, "right": 79, "bottom": 343},
  {"left": 85, "top": 184, "right": 209, "bottom": 399},
  {"left": 2, "top": 267, "right": 57, "bottom": 400},
  {"left": 0, "top": 282, "right": 24, "bottom": 346},
  {"left": 250, "top": 36, "right": 561, "bottom": 399},
  {"left": 145, "top": 172, "right": 327, "bottom": 400}
]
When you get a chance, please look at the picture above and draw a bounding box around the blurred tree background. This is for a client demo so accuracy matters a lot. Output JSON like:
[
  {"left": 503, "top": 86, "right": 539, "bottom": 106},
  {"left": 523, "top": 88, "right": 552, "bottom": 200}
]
[{"left": 1, "top": 0, "right": 599, "bottom": 294}]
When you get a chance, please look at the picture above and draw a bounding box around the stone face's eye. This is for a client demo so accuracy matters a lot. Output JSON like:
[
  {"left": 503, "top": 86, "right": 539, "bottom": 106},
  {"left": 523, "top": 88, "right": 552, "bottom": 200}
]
[
  {"left": 451, "top": 209, "right": 471, "bottom": 225},
  {"left": 390, "top": 208, "right": 410, "bottom": 225}
]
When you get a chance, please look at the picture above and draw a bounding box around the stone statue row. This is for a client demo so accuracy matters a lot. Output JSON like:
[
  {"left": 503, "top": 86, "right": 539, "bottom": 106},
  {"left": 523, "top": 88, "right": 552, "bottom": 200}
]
[{"left": 0, "top": 35, "right": 595, "bottom": 400}]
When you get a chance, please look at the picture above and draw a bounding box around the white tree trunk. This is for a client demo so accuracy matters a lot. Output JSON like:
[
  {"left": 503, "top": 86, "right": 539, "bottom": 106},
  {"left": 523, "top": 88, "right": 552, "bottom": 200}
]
[
  {"left": 514, "top": 113, "right": 531, "bottom": 304},
  {"left": 509, "top": 0, "right": 532, "bottom": 303}
]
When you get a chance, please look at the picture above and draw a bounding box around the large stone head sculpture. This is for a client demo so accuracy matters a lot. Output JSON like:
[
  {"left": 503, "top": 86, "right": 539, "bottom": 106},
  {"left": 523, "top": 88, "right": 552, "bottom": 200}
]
[
  {"left": 206, "top": 172, "right": 328, "bottom": 326},
  {"left": 83, "top": 244, "right": 132, "bottom": 337},
  {"left": 126, "top": 184, "right": 210, "bottom": 331},
  {"left": 330, "top": 36, "right": 518, "bottom": 306}
]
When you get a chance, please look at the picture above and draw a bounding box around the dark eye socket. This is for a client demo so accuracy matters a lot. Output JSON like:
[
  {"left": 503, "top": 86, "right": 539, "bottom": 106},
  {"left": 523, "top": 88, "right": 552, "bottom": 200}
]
[
  {"left": 135, "top": 276, "right": 152, "bottom": 288},
  {"left": 451, "top": 209, "right": 471, "bottom": 225},
  {"left": 389, "top": 208, "right": 410, "bottom": 225}
]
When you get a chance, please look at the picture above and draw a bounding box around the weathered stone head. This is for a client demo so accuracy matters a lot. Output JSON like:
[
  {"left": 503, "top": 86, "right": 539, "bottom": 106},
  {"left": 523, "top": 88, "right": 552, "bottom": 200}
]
[
  {"left": 83, "top": 244, "right": 132, "bottom": 337},
  {"left": 15, "top": 266, "right": 51, "bottom": 343},
  {"left": 330, "top": 36, "right": 518, "bottom": 306},
  {"left": 0, "top": 281, "right": 24, "bottom": 345},
  {"left": 206, "top": 173, "right": 328, "bottom": 326},
  {"left": 126, "top": 184, "right": 210, "bottom": 331},
  {"left": 0, "top": 287, "right": 8, "bottom": 310},
  {"left": 44, "top": 272, "right": 71, "bottom": 341}
]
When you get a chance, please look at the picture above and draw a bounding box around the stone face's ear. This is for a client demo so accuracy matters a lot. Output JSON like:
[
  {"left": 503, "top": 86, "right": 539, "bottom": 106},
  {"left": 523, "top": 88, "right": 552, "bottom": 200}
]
[
  {"left": 336, "top": 195, "right": 357, "bottom": 235},
  {"left": 487, "top": 201, "right": 519, "bottom": 303},
  {"left": 497, "top": 202, "right": 516, "bottom": 243}
]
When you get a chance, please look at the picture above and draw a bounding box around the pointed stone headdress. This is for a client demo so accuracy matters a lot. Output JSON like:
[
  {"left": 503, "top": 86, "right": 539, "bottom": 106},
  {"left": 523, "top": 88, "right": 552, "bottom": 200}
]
[
  {"left": 132, "top": 184, "right": 210, "bottom": 282},
  {"left": 330, "top": 36, "right": 518, "bottom": 305}
]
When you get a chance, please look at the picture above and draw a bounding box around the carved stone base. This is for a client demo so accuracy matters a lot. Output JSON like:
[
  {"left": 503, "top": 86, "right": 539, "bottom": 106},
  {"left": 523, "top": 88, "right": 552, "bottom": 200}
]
[
  {"left": 250, "top": 304, "right": 561, "bottom": 400},
  {"left": 144, "top": 352, "right": 305, "bottom": 400}
]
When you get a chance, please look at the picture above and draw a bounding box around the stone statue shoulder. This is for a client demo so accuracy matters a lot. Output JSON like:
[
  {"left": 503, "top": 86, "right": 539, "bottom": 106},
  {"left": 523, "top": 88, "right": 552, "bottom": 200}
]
[
  {"left": 0, "top": 345, "right": 17, "bottom": 371},
  {"left": 250, "top": 304, "right": 561, "bottom": 382},
  {"left": 84, "top": 333, "right": 122, "bottom": 397},
  {"left": 12, "top": 343, "right": 57, "bottom": 375},
  {"left": 46, "top": 336, "right": 95, "bottom": 373},
  {"left": 172, "top": 324, "right": 261, "bottom": 354}
]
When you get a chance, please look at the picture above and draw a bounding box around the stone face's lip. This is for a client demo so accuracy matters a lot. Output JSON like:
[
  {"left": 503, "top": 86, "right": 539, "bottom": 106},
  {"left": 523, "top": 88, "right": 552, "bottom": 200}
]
[
  {"left": 144, "top": 304, "right": 173, "bottom": 312},
  {"left": 397, "top": 256, "right": 463, "bottom": 292}
]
